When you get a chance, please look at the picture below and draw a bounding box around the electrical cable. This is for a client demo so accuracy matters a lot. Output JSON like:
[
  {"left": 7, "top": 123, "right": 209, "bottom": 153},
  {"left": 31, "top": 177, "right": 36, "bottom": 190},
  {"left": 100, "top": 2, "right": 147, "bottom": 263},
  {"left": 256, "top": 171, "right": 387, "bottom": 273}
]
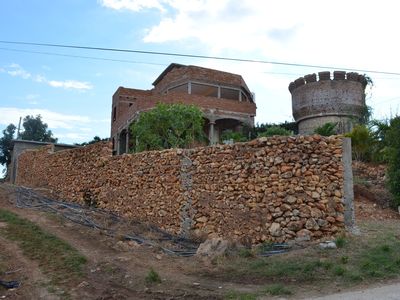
[{"left": 1, "top": 40, "right": 400, "bottom": 76}]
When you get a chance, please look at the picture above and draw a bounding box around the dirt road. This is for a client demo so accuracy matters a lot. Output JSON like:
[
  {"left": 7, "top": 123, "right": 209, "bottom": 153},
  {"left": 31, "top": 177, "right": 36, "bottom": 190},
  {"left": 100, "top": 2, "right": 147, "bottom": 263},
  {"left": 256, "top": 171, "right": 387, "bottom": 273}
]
[
  {"left": 0, "top": 183, "right": 227, "bottom": 299},
  {"left": 309, "top": 283, "right": 400, "bottom": 300},
  {"left": 1, "top": 182, "right": 400, "bottom": 300}
]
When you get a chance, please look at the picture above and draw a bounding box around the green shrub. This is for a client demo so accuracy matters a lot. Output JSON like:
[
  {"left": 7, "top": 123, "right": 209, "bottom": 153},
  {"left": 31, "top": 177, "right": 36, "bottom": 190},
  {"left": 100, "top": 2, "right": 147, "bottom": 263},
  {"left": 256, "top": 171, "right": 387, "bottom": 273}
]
[
  {"left": 262, "top": 283, "right": 292, "bottom": 296},
  {"left": 130, "top": 103, "right": 205, "bottom": 152},
  {"left": 386, "top": 116, "right": 400, "bottom": 207},
  {"left": 258, "top": 126, "right": 292, "bottom": 137},
  {"left": 145, "top": 268, "right": 162, "bottom": 284},
  {"left": 221, "top": 130, "right": 248, "bottom": 143},
  {"left": 314, "top": 122, "right": 337, "bottom": 136},
  {"left": 346, "top": 125, "right": 374, "bottom": 161},
  {"left": 333, "top": 266, "right": 346, "bottom": 276},
  {"left": 335, "top": 235, "right": 347, "bottom": 248}
]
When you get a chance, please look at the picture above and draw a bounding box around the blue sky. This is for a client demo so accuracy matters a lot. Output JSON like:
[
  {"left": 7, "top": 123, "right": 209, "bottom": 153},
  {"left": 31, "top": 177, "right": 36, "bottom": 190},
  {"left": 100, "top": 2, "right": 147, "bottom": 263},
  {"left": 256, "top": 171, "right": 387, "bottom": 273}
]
[{"left": 1, "top": 0, "right": 400, "bottom": 145}]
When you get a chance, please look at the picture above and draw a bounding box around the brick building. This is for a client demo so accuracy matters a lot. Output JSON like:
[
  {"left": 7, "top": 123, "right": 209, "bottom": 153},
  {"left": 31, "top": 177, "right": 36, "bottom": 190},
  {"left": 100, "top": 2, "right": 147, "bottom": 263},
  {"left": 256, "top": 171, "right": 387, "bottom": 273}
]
[{"left": 111, "top": 63, "right": 257, "bottom": 154}]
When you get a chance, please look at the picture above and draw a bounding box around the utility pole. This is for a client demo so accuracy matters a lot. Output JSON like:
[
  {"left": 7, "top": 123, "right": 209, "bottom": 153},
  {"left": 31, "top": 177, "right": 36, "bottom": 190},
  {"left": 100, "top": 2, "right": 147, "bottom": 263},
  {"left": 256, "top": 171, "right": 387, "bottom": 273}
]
[{"left": 17, "top": 117, "right": 22, "bottom": 139}]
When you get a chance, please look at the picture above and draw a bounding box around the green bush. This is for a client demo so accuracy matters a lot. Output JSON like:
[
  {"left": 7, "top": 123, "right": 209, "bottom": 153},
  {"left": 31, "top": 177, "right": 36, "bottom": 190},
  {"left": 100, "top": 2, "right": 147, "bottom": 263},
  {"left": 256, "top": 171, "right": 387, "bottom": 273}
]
[
  {"left": 221, "top": 129, "right": 248, "bottom": 143},
  {"left": 386, "top": 116, "right": 400, "bottom": 207},
  {"left": 335, "top": 235, "right": 347, "bottom": 248},
  {"left": 262, "top": 284, "right": 292, "bottom": 296},
  {"left": 145, "top": 268, "right": 162, "bottom": 284},
  {"left": 258, "top": 126, "right": 292, "bottom": 137},
  {"left": 130, "top": 103, "right": 205, "bottom": 152},
  {"left": 314, "top": 122, "right": 337, "bottom": 136},
  {"left": 346, "top": 125, "right": 374, "bottom": 161}
]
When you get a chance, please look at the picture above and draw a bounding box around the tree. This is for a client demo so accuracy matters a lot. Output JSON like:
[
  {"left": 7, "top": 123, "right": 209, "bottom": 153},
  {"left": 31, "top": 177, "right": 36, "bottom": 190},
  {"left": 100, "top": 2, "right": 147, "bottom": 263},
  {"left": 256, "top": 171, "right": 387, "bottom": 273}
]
[
  {"left": 20, "top": 115, "right": 57, "bottom": 143},
  {"left": 345, "top": 124, "right": 374, "bottom": 161},
  {"left": 130, "top": 103, "right": 205, "bottom": 152},
  {"left": 0, "top": 115, "right": 58, "bottom": 177},
  {"left": 77, "top": 136, "right": 109, "bottom": 146},
  {"left": 252, "top": 121, "right": 298, "bottom": 138},
  {"left": 386, "top": 116, "right": 400, "bottom": 207},
  {"left": 0, "top": 124, "right": 16, "bottom": 175}
]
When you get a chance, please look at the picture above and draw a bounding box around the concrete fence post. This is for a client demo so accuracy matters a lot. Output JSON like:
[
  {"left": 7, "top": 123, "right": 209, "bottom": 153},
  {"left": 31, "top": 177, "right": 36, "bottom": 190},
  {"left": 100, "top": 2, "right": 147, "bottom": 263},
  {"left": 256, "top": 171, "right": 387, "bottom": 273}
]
[{"left": 342, "top": 137, "right": 358, "bottom": 233}]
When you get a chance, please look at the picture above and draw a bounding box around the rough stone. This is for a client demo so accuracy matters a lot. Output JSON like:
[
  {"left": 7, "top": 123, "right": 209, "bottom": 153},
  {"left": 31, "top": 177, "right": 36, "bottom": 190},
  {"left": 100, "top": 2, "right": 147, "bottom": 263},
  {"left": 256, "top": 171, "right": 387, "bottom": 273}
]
[
  {"left": 196, "top": 238, "right": 229, "bottom": 259},
  {"left": 269, "top": 222, "right": 282, "bottom": 237},
  {"left": 296, "top": 229, "right": 312, "bottom": 241},
  {"left": 287, "top": 221, "right": 303, "bottom": 232},
  {"left": 305, "top": 218, "right": 320, "bottom": 230}
]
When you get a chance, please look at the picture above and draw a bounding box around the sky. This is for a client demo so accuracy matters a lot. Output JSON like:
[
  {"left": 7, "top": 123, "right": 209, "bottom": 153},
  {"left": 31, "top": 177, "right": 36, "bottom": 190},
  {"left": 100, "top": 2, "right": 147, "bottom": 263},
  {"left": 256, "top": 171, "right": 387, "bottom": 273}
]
[{"left": 1, "top": 0, "right": 400, "bottom": 145}]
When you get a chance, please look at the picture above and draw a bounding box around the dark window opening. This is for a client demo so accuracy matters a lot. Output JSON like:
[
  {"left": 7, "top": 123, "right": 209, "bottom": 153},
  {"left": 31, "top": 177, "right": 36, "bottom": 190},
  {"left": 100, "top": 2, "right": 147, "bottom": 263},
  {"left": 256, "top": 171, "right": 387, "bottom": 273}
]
[
  {"left": 191, "top": 83, "right": 218, "bottom": 97},
  {"left": 168, "top": 83, "right": 188, "bottom": 94},
  {"left": 241, "top": 91, "right": 249, "bottom": 102},
  {"left": 113, "top": 106, "right": 117, "bottom": 121},
  {"left": 221, "top": 88, "right": 239, "bottom": 100}
]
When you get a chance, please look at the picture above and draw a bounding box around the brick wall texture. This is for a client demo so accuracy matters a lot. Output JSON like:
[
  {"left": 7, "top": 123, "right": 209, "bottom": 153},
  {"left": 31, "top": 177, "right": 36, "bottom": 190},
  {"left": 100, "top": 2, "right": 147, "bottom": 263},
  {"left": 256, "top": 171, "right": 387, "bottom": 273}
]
[
  {"left": 16, "top": 135, "right": 346, "bottom": 244},
  {"left": 111, "top": 89, "right": 257, "bottom": 138}
]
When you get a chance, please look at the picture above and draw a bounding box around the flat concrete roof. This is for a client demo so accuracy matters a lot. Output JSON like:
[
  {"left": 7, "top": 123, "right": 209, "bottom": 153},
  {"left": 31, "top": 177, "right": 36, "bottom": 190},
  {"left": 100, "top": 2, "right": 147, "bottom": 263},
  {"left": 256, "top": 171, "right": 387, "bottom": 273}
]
[{"left": 11, "top": 139, "right": 78, "bottom": 148}]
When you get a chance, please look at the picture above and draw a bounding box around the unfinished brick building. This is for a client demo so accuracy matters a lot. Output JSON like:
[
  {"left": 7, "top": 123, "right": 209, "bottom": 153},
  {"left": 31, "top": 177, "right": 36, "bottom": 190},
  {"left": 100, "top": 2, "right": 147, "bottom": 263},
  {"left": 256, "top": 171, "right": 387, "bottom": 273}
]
[{"left": 111, "top": 63, "right": 257, "bottom": 154}]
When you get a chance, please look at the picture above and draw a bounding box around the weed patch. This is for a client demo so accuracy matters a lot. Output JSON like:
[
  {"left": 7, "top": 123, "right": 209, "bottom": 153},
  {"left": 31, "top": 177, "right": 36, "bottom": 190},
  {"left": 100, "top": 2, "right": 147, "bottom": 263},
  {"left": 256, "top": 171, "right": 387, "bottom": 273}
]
[
  {"left": 225, "top": 290, "right": 257, "bottom": 300},
  {"left": 262, "top": 283, "right": 292, "bottom": 295},
  {"left": 335, "top": 235, "right": 346, "bottom": 248},
  {"left": 145, "top": 268, "right": 161, "bottom": 284},
  {"left": 0, "top": 209, "right": 87, "bottom": 286},
  {"left": 212, "top": 221, "right": 400, "bottom": 294}
]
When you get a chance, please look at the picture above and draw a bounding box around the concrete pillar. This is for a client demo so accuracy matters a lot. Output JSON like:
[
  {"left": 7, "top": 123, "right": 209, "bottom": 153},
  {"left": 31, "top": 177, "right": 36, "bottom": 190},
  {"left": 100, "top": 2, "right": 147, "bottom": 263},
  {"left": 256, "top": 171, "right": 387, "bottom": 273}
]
[
  {"left": 209, "top": 121, "right": 216, "bottom": 145},
  {"left": 342, "top": 137, "right": 358, "bottom": 234},
  {"left": 116, "top": 133, "right": 121, "bottom": 155},
  {"left": 125, "top": 130, "right": 130, "bottom": 153}
]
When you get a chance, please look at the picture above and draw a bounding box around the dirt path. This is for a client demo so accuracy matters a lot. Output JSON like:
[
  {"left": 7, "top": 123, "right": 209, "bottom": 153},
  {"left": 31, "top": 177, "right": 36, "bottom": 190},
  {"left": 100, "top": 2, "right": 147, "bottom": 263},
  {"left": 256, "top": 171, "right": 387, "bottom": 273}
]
[
  {"left": 309, "top": 282, "right": 400, "bottom": 300},
  {"left": 1, "top": 182, "right": 400, "bottom": 300},
  {"left": 0, "top": 235, "right": 58, "bottom": 300},
  {"left": 0, "top": 184, "right": 238, "bottom": 299}
]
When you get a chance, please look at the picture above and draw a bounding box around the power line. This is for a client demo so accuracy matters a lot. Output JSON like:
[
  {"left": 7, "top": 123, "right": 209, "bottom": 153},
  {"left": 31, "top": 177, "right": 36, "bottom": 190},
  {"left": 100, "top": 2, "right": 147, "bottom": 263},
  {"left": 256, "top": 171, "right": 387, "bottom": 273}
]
[
  {"left": 0, "top": 47, "right": 320, "bottom": 77},
  {"left": 0, "top": 47, "right": 166, "bottom": 67},
  {"left": 1, "top": 40, "right": 400, "bottom": 76}
]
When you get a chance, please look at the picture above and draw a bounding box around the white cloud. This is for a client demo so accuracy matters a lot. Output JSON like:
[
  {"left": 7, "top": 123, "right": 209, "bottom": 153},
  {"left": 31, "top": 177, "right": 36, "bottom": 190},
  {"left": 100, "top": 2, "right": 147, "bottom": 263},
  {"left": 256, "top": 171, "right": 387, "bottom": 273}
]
[
  {"left": 47, "top": 80, "right": 93, "bottom": 90},
  {"left": 7, "top": 63, "right": 31, "bottom": 79},
  {"left": 1, "top": 64, "right": 93, "bottom": 91},
  {"left": 25, "top": 94, "right": 40, "bottom": 105},
  {"left": 102, "top": 0, "right": 400, "bottom": 123},
  {"left": 100, "top": 0, "right": 165, "bottom": 12},
  {"left": 0, "top": 107, "right": 91, "bottom": 130},
  {"left": 56, "top": 132, "right": 91, "bottom": 141},
  {"left": 34, "top": 75, "right": 46, "bottom": 83},
  {"left": 26, "top": 94, "right": 39, "bottom": 100}
]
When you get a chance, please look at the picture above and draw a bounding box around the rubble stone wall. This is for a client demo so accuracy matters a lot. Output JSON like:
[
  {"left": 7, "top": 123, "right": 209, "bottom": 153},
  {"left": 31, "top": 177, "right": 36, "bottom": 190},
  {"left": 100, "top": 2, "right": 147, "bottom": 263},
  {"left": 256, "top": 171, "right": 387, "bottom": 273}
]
[{"left": 16, "top": 135, "right": 348, "bottom": 244}]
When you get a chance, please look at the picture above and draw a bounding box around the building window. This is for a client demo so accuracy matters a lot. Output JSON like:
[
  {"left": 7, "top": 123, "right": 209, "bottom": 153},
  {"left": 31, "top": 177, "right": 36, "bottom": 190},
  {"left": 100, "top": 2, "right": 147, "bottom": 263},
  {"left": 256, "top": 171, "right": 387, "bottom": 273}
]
[
  {"left": 113, "top": 106, "right": 117, "bottom": 122},
  {"left": 240, "top": 91, "right": 249, "bottom": 102},
  {"left": 191, "top": 83, "right": 218, "bottom": 97},
  {"left": 220, "top": 87, "right": 240, "bottom": 100},
  {"left": 167, "top": 83, "right": 189, "bottom": 94}
]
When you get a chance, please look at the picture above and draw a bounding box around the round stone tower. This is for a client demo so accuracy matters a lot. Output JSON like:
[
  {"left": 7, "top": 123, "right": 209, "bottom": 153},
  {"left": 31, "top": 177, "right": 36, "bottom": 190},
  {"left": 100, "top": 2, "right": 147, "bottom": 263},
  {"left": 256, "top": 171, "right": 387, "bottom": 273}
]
[{"left": 289, "top": 71, "right": 367, "bottom": 135}]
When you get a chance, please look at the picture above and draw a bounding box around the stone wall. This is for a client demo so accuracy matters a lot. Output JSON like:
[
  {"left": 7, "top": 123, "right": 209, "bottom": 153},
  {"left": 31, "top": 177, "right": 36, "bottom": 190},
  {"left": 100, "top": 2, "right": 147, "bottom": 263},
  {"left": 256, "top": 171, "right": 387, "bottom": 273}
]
[{"left": 16, "top": 135, "right": 349, "bottom": 244}]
